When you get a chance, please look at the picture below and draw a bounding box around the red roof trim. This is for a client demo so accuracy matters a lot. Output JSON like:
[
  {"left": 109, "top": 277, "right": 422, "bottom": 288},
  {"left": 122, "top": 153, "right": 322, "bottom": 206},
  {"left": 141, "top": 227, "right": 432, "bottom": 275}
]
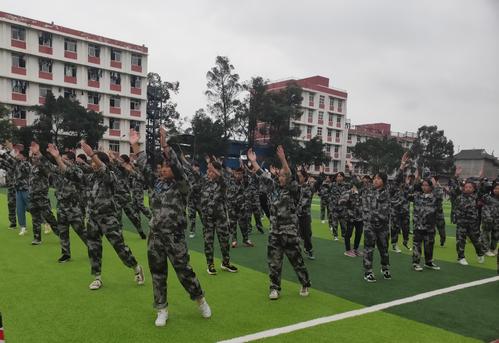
[
  {"left": 0, "top": 11, "right": 148, "bottom": 54},
  {"left": 267, "top": 77, "right": 348, "bottom": 98}
]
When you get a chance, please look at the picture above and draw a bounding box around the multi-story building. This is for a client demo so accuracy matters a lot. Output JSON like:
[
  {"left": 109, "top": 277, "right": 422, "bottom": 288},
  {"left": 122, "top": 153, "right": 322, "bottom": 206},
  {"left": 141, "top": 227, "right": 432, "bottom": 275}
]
[
  {"left": 260, "top": 76, "right": 349, "bottom": 174},
  {"left": 345, "top": 122, "right": 417, "bottom": 174},
  {"left": 0, "top": 11, "right": 148, "bottom": 153}
]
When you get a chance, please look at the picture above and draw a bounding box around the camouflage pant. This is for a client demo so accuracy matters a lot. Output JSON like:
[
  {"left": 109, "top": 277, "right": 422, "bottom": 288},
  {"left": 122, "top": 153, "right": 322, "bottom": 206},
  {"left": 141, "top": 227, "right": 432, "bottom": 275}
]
[
  {"left": 132, "top": 191, "right": 152, "bottom": 219},
  {"left": 329, "top": 209, "right": 347, "bottom": 238},
  {"left": 268, "top": 233, "right": 311, "bottom": 291},
  {"left": 117, "top": 202, "right": 145, "bottom": 236},
  {"left": 248, "top": 196, "right": 264, "bottom": 231},
  {"left": 87, "top": 214, "right": 138, "bottom": 276},
  {"left": 188, "top": 197, "right": 202, "bottom": 234},
  {"left": 7, "top": 187, "right": 16, "bottom": 227},
  {"left": 450, "top": 201, "right": 457, "bottom": 224},
  {"left": 456, "top": 222, "right": 483, "bottom": 260},
  {"left": 363, "top": 224, "right": 390, "bottom": 273},
  {"left": 390, "top": 209, "right": 410, "bottom": 245},
  {"left": 30, "top": 198, "right": 58, "bottom": 241},
  {"left": 320, "top": 197, "right": 328, "bottom": 221},
  {"left": 202, "top": 214, "right": 230, "bottom": 265},
  {"left": 480, "top": 221, "right": 498, "bottom": 252},
  {"left": 412, "top": 229, "right": 436, "bottom": 265},
  {"left": 436, "top": 210, "right": 446, "bottom": 245},
  {"left": 228, "top": 203, "right": 249, "bottom": 242},
  {"left": 148, "top": 227, "right": 204, "bottom": 309},
  {"left": 57, "top": 203, "right": 87, "bottom": 257}
]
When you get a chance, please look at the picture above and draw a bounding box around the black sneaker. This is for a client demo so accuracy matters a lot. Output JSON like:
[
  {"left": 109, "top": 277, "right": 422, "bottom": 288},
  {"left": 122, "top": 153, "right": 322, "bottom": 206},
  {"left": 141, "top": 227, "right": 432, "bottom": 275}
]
[
  {"left": 257, "top": 228, "right": 265, "bottom": 234},
  {"left": 424, "top": 262, "right": 441, "bottom": 270},
  {"left": 207, "top": 264, "right": 217, "bottom": 275},
  {"left": 382, "top": 269, "right": 392, "bottom": 280},
  {"left": 364, "top": 273, "right": 377, "bottom": 283},
  {"left": 58, "top": 255, "right": 71, "bottom": 263},
  {"left": 8, "top": 225, "right": 16, "bottom": 230},
  {"left": 139, "top": 232, "right": 147, "bottom": 240},
  {"left": 440, "top": 241, "right": 445, "bottom": 247},
  {"left": 221, "top": 263, "right": 238, "bottom": 273},
  {"left": 306, "top": 251, "right": 316, "bottom": 260},
  {"left": 31, "top": 239, "right": 42, "bottom": 245}
]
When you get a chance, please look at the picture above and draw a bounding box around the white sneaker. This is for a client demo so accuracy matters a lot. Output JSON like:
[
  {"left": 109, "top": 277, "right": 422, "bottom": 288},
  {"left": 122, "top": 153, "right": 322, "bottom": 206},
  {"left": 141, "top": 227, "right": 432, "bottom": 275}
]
[
  {"left": 43, "top": 224, "right": 52, "bottom": 234},
  {"left": 321, "top": 220, "right": 325, "bottom": 224},
  {"left": 269, "top": 289, "right": 279, "bottom": 300},
  {"left": 485, "top": 250, "right": 495, "bottom": 257},
  {"left": 198, "top": 298, "right": 211, "bottom": 318},
  {"left": 135, "top": 265, "right": 145, "bottom": 285},
  {"left": 413, "top": 264, "right": 423, "bottom": 272},
  {"left": 392, "top": 245, "right": 401, "bottom": 253},
  {"left": 19, "top": 227, "right": 27, "bottom": 236},
  {"left": 299, "top": 286, "right": 309, "bottom": 297},
  {"left": 189, "top": 233, "right": 195, "bottom": 239},
  {"left": 334, "top": 236, "right": 339, "bottom": 241},
  {"left": 155, "top": 308, "right": 168, "bottom": 327},
  {"left": 458, "top": 258, "right": 469, "bottom": 266},
  {"left": 477, "top": 255, "right": 485, "bottom": 264},
  {"left": 89, "top": 278, "right": 103, "bottom": 290}
]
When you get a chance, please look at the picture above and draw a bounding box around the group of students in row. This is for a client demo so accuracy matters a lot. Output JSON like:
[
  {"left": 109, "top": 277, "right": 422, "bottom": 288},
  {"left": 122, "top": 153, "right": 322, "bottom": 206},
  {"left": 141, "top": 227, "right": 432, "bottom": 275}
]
[{"left": 1, "top": 130, "right": 498, "bottom": 327}]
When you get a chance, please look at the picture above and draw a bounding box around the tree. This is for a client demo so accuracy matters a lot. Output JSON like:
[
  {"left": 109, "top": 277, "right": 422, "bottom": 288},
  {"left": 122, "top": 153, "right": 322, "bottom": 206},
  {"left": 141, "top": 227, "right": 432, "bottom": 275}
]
[
  {"left": 205, "top": 56, "right": 242, "bottom": 140},
  {"left": 0, "top": 103, "right": 17, "bottom": 143},
  {"left": 190, "top": 109, "right": 227, "bottom": 159},
  {"left": 410, "top": 125, "right": 454, "bottom": 175},
  {"left": 352, "top": 137, "right": 405, "bottom": 174},
  {"left": 30, "top": 92, "right": 107, "bottom": 150}
]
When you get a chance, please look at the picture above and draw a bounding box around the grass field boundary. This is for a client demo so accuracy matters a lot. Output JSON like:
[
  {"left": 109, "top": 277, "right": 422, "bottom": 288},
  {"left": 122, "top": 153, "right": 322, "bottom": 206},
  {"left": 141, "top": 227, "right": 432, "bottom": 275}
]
[{"left": 218, "top": 276, "right": 499, "bottom": 343}]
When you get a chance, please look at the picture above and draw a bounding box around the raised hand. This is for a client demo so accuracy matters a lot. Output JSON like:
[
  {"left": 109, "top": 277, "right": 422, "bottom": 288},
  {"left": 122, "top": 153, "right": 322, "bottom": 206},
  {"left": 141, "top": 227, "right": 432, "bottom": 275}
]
[
  {"left": 129, "top": 129, "right": 140, "bottom": 146},
  {"left": 30, "top": 141, "right": 40, "bottom": 156},
  {"left": 276, "top": 145, "right": 285, "bottom": 161},
  {"left": 346, "top": 159, "right": 353, "bottom": 170},
  {"left": 80, "top": 140, "right": 93, "bottom": 157},
  {"left": 247, "top": 148, "right": 257, "bottom": 162},
  {"left": 455, "top": 165, "right": 463, "bottom": 177},
  {"left": 46, "top": 143, "right": 60, "bottom": 158}
]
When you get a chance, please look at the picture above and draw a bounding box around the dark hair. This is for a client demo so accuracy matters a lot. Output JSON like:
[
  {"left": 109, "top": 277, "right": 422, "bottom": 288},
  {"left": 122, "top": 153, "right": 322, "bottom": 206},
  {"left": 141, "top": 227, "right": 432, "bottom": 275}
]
[
  {"left": 464, "top": 179, "right": 476, "bottom": 190},
  {"left": 336, "top": 172, "right": 345, "bottom": 178},
  {"left": 375, "top": 172, "right": 388, "bottom": 186},
  {"left": 211, "top": 161, "right": 222, "bottom": 170},
  {"left": 235, "top": 167, "right": 244, "bottom": 173},
  {"left": 77, "top": 154, "right": 87, "bottom": 162},
  {"left": 422, "top": 178, "right": 433, "bottom": 188},
  {"left": 64, "top": 151, "right": 76, "bottom": 161},
  {"left": 299, "top": 169, "right": 308, "bottom": 179},
  {"left": 192, "top": 161, "right": 200, "bottom": 167},
  {"left": 362, "top": 174, "right": 372, "bottom": 181},
  {"left": 95, "top": 151, "right": 110, "bottom": 165},
  {"left": 120, "top": 154, "right": 130, "bottom": 163}
]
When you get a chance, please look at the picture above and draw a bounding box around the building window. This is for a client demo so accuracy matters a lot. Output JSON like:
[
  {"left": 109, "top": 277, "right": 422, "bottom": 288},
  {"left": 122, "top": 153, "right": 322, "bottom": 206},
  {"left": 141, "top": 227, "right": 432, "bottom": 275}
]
[
  {"left": 12, "top": 53, "right": 26, "bottom": 68},
  {"left": 329, "top": 113, "right": 333, "bottom": 122},
  {"left": 326, "top": 145, "right": 331, "bottom": 153},
  {"left": 307, "top": 127, "right": 312, "bottom": 135},
  {"left": 338, "top": 99, "right": 343, "bottom": 112},
  {"left": 12, "top": 106, "right": 26, "bottom": 119},
  {"left": 88, "top": 92, "right": 100, "bottom": 105},
  {"left": 111, "top": 49, "right": 122, "bottom": 62},
  {"left": 336, "top": 116, "right": 341, "bottom": 125},
  {"left": 64, "top": 64, "right": 77, "bottom": 77},
  {"left": 11, "top": 26, "right": 26, "bottom": 41},
  {"left": 131, "top": 54, "right": 142, "bottom": 66},
  {"left": 319, "top": 95, "right": 325, "bottom": 107},
  {"left": 130, "top": 75, "right": 141, "bottom": 88},
  {"left": 39, "top": 58, "right": 53, "bottom": 73},
  {"left": 348, "top": 134, "right": 352, "bottom": 140},
  {"left": 336, "top": 131, "right": 341, "bottom": 138},
  {"left": 109, "top": 140, "right": 120, "bottom": 152},
  {"left": 38, "top": 32, "right": 52, "bottom": 47},
  {"left": 11, "top": 80, "right": 27, "bottom": 94},
  {"left": 308, "top": 109, "right": 313, "bottom": 122},
  {"left": 318, "top": 111, "right": 323, "bottom": 121},
  {"left": 39, "top": 86, "right": 51, "bottom": 98},
  {"left": 327, "top": 129, "right": 332, "bottom": 137},
  {"left": 88, "top": 68, "right": 101, "bottom": 81},
  {"left": 110, "top": 72, "right": 121, "bottom": 85},
  {"left": 64, "top": 88, "right": 76, "bottom": 99},
  {"left": 308, "top": 93, "right": 314, "bottom": 106},
  {"left": 110, "top": 96, "right": 121, "bottom": 108},
  {"left": 334, "top": 146, "right": 339, "bottom": 153},
  {"left": 64, "top": 38, "right": 77, "bottom": 52},
  {"left": 130, "top": 120, "right": 140, "bottom": 131},
  {"left": 317, "top": 127, "right": 322, "bottom": 136},
  {"left": 88, "top": 44, "right": 101, "bottom": 58},
  {"left": 109, "top": 118, "right": 120, "bottom": 130},
  {"left": 130, "top": 99, "right": 140, "bottom": 110}
]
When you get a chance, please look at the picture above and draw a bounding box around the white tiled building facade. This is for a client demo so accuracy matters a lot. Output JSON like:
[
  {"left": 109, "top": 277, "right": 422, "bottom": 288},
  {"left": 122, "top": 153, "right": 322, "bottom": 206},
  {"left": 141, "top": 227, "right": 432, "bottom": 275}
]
[
  {"left": 264, "top": 76, "right": 348, "bottom": 174},
  {"left": 0, "top": 11, "right": 147, "bottom": 153}
]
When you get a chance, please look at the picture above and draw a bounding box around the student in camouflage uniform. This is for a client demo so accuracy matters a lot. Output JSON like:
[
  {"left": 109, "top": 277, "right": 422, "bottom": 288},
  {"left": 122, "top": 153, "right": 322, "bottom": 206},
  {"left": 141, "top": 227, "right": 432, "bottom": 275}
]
[
  {"left": 339, "top": 182, "right": 364, "bottom": 257},
  {"left": 450, "top": 166, "right": 485, "bottom": 265},
  {"left": 1, "top": 143, "right": 31, "bottom": 235},
  {"left": 27, "top": 142, "right": 59, "bottom": 245},
  {"left": 318, "top": 176, "right": 331, "bottom": 224},
  {"left": 362, "top": 165, "right": 392, "bottom": 283},
  {"left": 46, "top": 144, "right": 87, "bottom": 263},
  {"left": 226, "top": 167, "right": 253, "bottom": 248},
  {"left": 433, "top": 176, "right": 446, "bottom": 247},
  {"left": 186, "top": 161, "right": 203, "bottom": 238},
  {"left": 328, "top": 172, "right": 350, "bottom": 240},
  {"left": 246, "top": 169, "right": 265, "bottom": 234},
  {"left": 0, "top": 147, "right": 17, "bottom": 229},
  {"left": 389, "top": 174, "right": 411, "bottom": 253},
  {"left": 248, "top": 146, "right": 311, "bottom": 300},
  {"left": 109, "top": 153, "right": 146, "bottom": 239},
  {"left": 296, "top": 166, "right": 324, "bottom": 260},
  {"left": 80, "top": 141, "right": 144, "bottom": 290},
  {"left": 481, "top": 181, "right": 498, "bottom": 256},
  {"left": 129, "top": 154, "right": 152, "bottom": 220},
  {"left": 130, "top": 129, "right": 211, "bottom": 326},
  {"left": 410, "top": 175, "right": 442, "bottom": 271},
  {"left": 76, "top": 154, "right": 91, "bottom": 220}
]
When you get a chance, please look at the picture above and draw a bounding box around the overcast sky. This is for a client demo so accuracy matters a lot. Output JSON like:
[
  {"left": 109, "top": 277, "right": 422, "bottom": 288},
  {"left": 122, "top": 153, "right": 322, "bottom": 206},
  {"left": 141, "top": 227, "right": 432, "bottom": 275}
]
[{"left": 4, "top": 0, "right": 499, "bottom": 154}]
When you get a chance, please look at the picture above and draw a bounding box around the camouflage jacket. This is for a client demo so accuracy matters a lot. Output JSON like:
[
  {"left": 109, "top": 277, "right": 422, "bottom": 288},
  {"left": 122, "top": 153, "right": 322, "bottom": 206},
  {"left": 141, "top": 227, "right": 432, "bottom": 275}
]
[
  {"left": 226, "top": 172, "right": 248, "bottom": 208},
  {"left": 50, "top": 162, "right": 85, "bottom": 205},
  {"left": 87, "top": 165, "right": 119, "bottom": 218},
  {"left": 130, "top": 167, "right": 146, "bottom": 198},
  {"left": 109, "top": 162, "right": 132, "bottom": 206},
  {"left": 297, "top": 175, "right": 324, "bottom": 217},
  {"left": 1, "top": 152, "right": 30, "bottom": 191},
  {"left": 199, "top": 173, "right": 227, "bottom": 219},
  {"left": 318, "top": 181, "right": 331, "bottom": 201},
  {"left": 136, "top": 148, "right": 189, "bottom": 233},
  {"left": 257, "top": 169, "right": 300, "bottom": 235},
  {"left": 481, "top": 194, "right": 499, "bottom": 225},
  {"left": 361, "top": 186, "right": 390, "bottom": 228},
  {"left": 28, "top": 155, "right": 52, "bottom": 204},
  {"left": 328, "top": 181, "right": 351, "bottom": 215},
  {"left": 0, "top": 157, "right": 14, "bottom": 187},
  {"left": 338, "top": 189, "right": 363, "bottom": 222},
  {"left": 247, "top": 172, "right": 260, "bottom": 201},
  {"left": 412, "top": 182, "right": 443, "bottom": 231},
  {"left": 391, "top": 170, "right": 411, "bottom": 212},
  {"left": 450, "top": 178, "right": 481, "bottom": 225},
  {"left": 182, "top": 163, "right": 203, "bottom": 202}
]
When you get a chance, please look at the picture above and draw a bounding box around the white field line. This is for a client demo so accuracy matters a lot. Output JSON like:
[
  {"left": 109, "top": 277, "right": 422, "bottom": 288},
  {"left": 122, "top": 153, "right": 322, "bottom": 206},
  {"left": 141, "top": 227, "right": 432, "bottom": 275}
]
[{"left": 218, "top": 276, "right": 499, "bottom": 343}]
